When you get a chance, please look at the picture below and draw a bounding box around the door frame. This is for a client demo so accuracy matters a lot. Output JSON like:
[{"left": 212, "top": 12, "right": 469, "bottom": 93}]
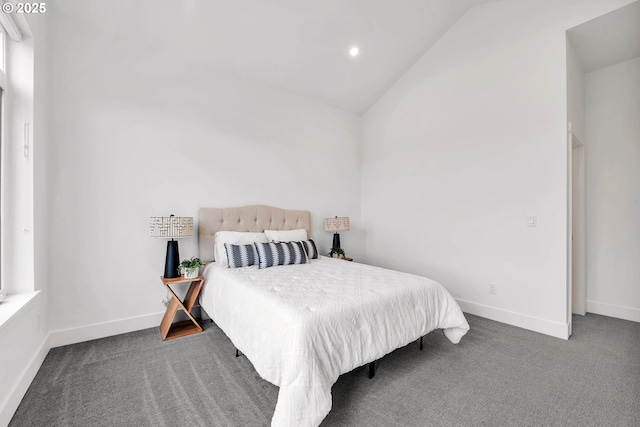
[
  {"left": 571, "top": 133, "right": 586, "bottom": 316},
  {"left": 568, "top": 126, "right": 587, "bottom": 336}
]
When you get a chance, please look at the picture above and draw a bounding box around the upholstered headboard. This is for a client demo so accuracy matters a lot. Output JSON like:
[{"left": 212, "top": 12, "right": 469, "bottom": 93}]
[{"left": 198, "top": 205, "right": 311, "bottom": 263}]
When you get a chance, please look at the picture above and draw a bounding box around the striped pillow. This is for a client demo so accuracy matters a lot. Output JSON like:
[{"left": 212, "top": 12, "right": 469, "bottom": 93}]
[
  {"left": 254, "top": 241, "right": 308, "bottom": 269},
  {"left": 300, "top": 239, "right": 319, "bottom": 259},
  {"left": 224, "top": 243, "right": 259, "bottom": 268}
]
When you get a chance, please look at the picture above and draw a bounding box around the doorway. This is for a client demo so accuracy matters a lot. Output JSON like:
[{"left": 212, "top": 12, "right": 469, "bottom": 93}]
[
  {"left": 567, "top": 1, "right": 640, "bottom": 325},
  {"left": 571, "top": 134, "right": 586, "bottom": 315}
]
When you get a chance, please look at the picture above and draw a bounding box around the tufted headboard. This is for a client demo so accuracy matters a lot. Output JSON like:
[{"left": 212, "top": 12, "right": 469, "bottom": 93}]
[{"left": 198, "top": 205, "right": 311, "bottom": 263}]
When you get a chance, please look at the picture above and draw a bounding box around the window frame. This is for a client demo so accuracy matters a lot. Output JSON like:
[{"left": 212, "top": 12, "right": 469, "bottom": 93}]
[{"left": 0, "top": 27, "right": 6, "bottom": 291}]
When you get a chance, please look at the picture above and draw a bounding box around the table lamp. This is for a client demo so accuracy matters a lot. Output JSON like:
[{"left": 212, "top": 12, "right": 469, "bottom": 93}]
[
  {"left": 323, "top": 216, "right": 350, "bottom": 249},
  {"left": 149, "top": 215, "right": 194, "bottom": 279}
]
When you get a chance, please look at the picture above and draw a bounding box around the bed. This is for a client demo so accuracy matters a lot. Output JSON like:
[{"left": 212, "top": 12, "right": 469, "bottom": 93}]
[{"left": 198, "top": 205, "right": 469, "bottom": 427}]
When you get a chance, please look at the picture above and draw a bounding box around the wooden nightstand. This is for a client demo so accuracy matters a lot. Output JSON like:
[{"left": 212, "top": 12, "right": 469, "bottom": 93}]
[{"left": 159, "top": 276, "right": 204, "bottom": 341}]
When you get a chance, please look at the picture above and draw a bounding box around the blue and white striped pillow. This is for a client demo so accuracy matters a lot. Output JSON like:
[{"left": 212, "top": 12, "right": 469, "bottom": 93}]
[
  {"left": 273, "top": 239, "right": 318, "bottom": 261},
  {"left": 224, "top": 243, "right": 259, "bottom": 268},
  {"left": 254, "top": 241, "right": 308, "bottom": 269}
]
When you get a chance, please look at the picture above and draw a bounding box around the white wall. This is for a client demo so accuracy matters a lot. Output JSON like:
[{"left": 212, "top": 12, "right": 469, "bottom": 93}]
[
  {"left": 0, "top": 13, "right": 51, "bottom": 427},
  {"left": 585, "top": 56, "right": 640, "bottom": 322},
  {"left": 46, "top": 8, "right": 362, "bottom": 344},
  {"left": 361, "top": 0, "right": 635, "bottom": 338},
  {"left": 0, "top": 293, "right": 49, "bottom": 427}
]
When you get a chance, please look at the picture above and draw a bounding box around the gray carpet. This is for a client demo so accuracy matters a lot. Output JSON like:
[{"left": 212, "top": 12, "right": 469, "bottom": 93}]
[{"left": 10, "top": 313, "right": 640, "bottom": 427}]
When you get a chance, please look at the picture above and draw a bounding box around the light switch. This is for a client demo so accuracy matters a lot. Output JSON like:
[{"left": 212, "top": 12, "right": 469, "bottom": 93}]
[{"left": 527, "top": 216, "right": 537, "bottom": 227}]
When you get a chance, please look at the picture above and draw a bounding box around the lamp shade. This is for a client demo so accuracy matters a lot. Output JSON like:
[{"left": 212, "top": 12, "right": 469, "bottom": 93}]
[
  {"left": 324, "top": 217, "right": 350, "bottom": 232},
  {"left": 149, "top": 216, "right": 194, "bottom": 239}
]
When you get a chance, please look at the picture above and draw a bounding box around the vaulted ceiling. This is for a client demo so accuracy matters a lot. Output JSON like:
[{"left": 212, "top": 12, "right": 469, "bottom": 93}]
[
  {"left": 568, "top": 0, "right": 640, "bottom": 72},
  {"left": 52, "top": 0, "right": 496, "bottom": 114}
]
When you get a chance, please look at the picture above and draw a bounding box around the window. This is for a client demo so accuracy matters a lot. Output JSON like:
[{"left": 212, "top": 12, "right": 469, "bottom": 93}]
[
  {"left": 0, "top": 13, "right": 33, "bottom": 295},
  {"left": 0, "top": 30, "right": 5, "bottom": 72},
  {"left": 0, "top": 28, "right": 5, "bottom": 291}
]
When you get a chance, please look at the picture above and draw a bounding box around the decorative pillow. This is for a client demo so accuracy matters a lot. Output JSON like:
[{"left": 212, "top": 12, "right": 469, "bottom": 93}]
[
  {"left": 264, "top": 228, "right": 307, "bottom": 242},
  {"left": 224, "top": 243, "right": 259, "bottom": 268},
  {"left": 214, "top": 231, "right": 268, "bottom": 267},
  {"left": 254, "top": 241, "right": 308, "bottom": 269},
  {"left": 299, "top": 239, "right": 319, "bottom": 260}
]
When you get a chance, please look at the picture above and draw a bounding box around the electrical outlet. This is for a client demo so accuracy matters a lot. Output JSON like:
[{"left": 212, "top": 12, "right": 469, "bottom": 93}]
[
  {"left": 489, "top": 283, "right": 497, "bottom": 294},
  {"left": 162, "top": 297, "right": 169, "bottom": 307}
]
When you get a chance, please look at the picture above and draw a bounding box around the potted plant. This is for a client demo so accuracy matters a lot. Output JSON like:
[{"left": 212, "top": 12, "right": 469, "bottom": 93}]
[
  {"left": 329, "top": 247, "right": 345, "bottom": 259},
  {"left": 179, "top": 257, "right": 202, "bottom": 279}
]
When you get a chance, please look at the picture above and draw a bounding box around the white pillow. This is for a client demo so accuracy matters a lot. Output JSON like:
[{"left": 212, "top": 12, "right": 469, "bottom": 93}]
[
  {"left": 214, "top": 231, "right": 268, "bottom": 267},
  {"left": 264, "top": 228, "right": 308, "bottom": 242}
]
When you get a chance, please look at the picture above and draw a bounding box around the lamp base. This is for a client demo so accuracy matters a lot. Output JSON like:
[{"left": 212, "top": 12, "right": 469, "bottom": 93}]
[
  {"left": 164, "top": 240, "right": 180, "bottom": 278},
  {"left": 332, "top": 233, "right": 341, "bottom": 249}
]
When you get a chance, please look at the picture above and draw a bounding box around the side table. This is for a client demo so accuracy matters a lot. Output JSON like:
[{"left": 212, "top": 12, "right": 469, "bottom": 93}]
[{"left": 159, "top": 275, "right": 204, "bottom": 341}]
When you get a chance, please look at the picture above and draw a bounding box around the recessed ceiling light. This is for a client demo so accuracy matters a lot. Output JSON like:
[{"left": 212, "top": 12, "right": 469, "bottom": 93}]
[{"left": 349, "top": 46, "right": 360, "bottom": 57}]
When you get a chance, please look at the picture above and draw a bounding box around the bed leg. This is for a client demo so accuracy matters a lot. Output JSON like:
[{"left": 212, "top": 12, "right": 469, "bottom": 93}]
[
  {"left": 419, "top": 336, "right": 424, "bottom": 350},
  {"left": 368, "top": 362, "right": 376, "bottom": 379}
]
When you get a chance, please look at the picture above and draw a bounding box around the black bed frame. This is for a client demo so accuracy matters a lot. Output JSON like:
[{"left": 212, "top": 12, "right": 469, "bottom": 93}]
[{"left": 233, "top": 335, "right": 425, "bottom": 379}]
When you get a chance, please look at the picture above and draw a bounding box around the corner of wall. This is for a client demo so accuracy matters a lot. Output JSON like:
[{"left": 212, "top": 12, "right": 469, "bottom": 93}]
[{"left": 456, "top": 299, "right": 570, "bottom": 340}]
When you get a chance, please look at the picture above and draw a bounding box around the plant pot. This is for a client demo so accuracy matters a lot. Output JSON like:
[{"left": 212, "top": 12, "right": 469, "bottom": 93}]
[{"left": 183, "top": 267, "right": 199, "bottom": 279}]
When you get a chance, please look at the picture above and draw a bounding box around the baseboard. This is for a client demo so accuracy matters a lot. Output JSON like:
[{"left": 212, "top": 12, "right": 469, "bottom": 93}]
[
  {"left": 49, "top": 311, "right": 165, "bottom": 348},
  {"left": 586, "top": 300, "right": 640, "bottom": 323},
  {"left": 0, "top": 332, "right": 50, "bottom": 427},
  {"left": 456, "top": 299, "right": 570, "bottom": 340}
]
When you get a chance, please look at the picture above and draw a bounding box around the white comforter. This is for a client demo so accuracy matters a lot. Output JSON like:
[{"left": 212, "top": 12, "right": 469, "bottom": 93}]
[{"left": 200, "top": 256, "right": 469, "bottom": 427}]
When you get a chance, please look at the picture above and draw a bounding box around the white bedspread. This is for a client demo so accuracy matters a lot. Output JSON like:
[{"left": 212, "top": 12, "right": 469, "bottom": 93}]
[{"left": 200, "top": 256, "right": 469, "bottom": 427}]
